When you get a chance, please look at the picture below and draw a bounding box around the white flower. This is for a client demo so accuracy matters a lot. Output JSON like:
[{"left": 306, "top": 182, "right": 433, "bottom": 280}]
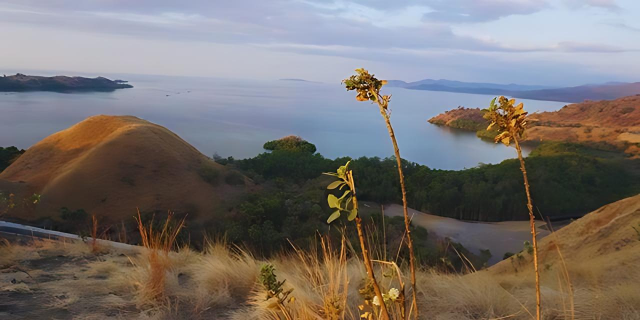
[
  {"left": 372, "top": 296, "right": 380, "bottom": 306},
  {"left": 387, "top": 288, "right": 399, "bottom": 301}
]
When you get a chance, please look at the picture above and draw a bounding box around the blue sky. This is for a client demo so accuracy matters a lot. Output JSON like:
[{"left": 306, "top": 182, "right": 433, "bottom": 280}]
[{"left": 1, "top": 0, "right": 638, "bottom": 85}]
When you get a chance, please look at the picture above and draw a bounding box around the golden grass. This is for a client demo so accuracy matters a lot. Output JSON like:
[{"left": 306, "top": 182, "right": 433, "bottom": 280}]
[
  {"left": 131, "top": 211, "right": 186, "bottom": 305},
  {"left": 0, "top": 234, "right": 638, "bottom": 319}
]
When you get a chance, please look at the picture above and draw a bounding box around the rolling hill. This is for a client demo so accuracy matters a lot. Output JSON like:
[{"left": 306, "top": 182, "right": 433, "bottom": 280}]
[
  {"left": 389, "top": 78, "right": 640, "bottom": 102},
  {"left": 0, "top": 115, "right": 250, "bottom": 224}
]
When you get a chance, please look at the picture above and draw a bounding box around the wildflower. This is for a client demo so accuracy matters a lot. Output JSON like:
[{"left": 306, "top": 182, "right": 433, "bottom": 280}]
[
  {"left": 372, "top": 295, "right": 381, "bottom": 306},
  {"left": 387, "top": 288, "right": 399, "bottom": 301}
]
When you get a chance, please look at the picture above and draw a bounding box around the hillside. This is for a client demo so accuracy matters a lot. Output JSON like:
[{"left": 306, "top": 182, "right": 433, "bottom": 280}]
[
  {"left": 0, "top": 73, "right": 132, "bottom": 92},
  {"left": 490, "top": 193, "right": 640, "bottom": 280},
  {"left": 526, "top": 95, "right": 640, "bottom": 155},
  {"left": 428, "top": 95, "right": 640, "bottom": 156},
  {"left": 0, "top": 115, "right": 250, "bottom": 225}
]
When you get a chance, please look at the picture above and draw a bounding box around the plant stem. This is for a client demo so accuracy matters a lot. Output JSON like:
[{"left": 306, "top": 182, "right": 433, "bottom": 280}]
[
  {"left": 514, "top": 138, "right": 541, "bottom": 320},
  {"left": 375, "top": 94, "right": 419, "bottom": 320},
  {"left": 277, "top": 302, "right": 293, "bottom": 320},
  {"left": 349, "top": 170, "right": 390, "bottom": 320}
]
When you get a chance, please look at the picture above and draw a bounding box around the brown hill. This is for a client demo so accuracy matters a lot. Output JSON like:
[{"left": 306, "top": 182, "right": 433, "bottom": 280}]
[
  {"left": 526, "top": 95, "right": 640, "bottom": 155},
  {"left": 489, "top": 193, "right": 640, "bottom": 278},
  {"left": 429, "top": 95, "right": 640, "bottom": 155},
  {"left": 0, "top": 115, "right": 250, "bottom": 224}
]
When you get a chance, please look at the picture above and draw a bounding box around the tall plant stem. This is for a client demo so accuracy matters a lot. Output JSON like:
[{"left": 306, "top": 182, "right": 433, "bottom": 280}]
[
  {"left": 373, "top": 91, "right": 418, "bottom": 319},
  {"left": 348, "top": 170, "right": 390, "bottom": 320},
  {"left": 514, "top": 138, "right": 541, "bottom": 320}
]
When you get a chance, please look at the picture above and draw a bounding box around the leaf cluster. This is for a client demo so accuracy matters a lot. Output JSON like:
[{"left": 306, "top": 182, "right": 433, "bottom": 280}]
[
  {"left": 324, "top": 161, "right": 358, "bottom": 223},
  {"left": 342, "top": 68, "right": 390, "bottom": 107},
  {"left": 259, "top": 264, "right": 293, "bottom": 302},
  {"left": 483, "top": 96, "right": 528, "bottom": 146}
]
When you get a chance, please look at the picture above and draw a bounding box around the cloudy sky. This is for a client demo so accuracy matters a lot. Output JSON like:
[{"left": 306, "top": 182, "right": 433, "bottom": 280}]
[{"left": 1, "top": 0, "right": 638, "bottom": 85}]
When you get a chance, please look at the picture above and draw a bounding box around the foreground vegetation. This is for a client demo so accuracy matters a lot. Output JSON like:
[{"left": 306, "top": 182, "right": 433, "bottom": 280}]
[{"left": 1, "top": 226, "right": 637, "bottom": 319}]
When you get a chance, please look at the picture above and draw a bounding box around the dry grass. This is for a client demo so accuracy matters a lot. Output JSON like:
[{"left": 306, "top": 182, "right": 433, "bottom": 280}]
[
  {"left": 2, "top": 194, "right": 639, "bottom": 319},
  {"left": 1, "top": 234, "right": 638, "bottom": 319},
  {"left": 130, "top": 211, "right": 186, "bottom": 306}
]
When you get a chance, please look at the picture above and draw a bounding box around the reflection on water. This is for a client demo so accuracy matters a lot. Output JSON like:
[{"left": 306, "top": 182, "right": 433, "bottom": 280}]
[{"left": 0, "top": 74, "right": 565, "bottom": 170}]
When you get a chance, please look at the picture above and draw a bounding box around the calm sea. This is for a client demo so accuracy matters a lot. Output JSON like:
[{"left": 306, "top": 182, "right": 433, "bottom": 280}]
[{"left": 0, "top": 74, "right": 567, "bottom": 170}]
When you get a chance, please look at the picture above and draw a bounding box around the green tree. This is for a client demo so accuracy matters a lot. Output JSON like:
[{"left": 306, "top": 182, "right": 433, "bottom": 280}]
[{"left": 263, "top": 136, "right": 317, "bottom": 153}]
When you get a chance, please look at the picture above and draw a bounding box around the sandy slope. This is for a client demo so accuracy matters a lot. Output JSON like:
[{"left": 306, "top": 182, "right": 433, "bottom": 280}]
[
  {"left": 0, "top": 115, "right": 250, "bottom": 223},
  {"left": 490, "top": 193, "right": 640, "bottom": 275},
  {"left": 383, "top": 204, "right": 549, "bottom": 265}
]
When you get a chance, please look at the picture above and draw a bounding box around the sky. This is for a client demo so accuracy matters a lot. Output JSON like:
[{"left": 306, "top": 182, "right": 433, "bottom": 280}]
[{"left": 1, "top": 0, "right": 639, "bottom": 86}]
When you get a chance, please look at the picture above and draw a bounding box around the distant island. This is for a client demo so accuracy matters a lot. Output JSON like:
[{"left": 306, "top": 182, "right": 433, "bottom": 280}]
[
  {"left": 388, "top": 78, "right": 640, "bottom": 103},
  {"left": 0, "top": 73, "right": 133, "bottom": 92},
  {"left": 279, "top": 78, "right": 319, "bottom": 83}
]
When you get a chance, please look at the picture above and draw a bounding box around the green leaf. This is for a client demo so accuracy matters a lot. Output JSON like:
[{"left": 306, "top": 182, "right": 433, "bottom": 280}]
[
  {"left": 327, "top": 210, "right": 341, "bottom": 224},
  {"left": 348, "top": 208, "right": 358, "bottom": 221},
  {"left": 327, "top": 181, "right": 344, "bottom": 190},
  {"left": 339, "top": 190, "right": 351, "bottom": 200},
  {"left": 327, "top": 194, "right": 340, "bottom": 209}
]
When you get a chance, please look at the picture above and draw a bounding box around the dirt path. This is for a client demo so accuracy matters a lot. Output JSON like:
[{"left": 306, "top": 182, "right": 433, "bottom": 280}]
[{"left": 383, "top": 204, "right": 550, "bottom": 265}]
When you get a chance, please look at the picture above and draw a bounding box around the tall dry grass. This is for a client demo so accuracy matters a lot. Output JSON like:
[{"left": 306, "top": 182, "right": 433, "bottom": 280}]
[
  {"left": 2, "top": 230, "right": 638, "bottom": 319},
  {"left": 130, "top": 211, "right": 186, "bottom": 305}
]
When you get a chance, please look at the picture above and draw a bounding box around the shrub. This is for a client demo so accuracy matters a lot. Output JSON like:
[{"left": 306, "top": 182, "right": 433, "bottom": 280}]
[
  {"left": 224, "top": 171, "right": 245, "bottom": 186},
  {"left": 263, "top": 136, "right": 316, "bottom": 153},
  {"left": 0, "top": 146, "right": 25, "bottom": 172},
  {"left": 198, "top": 165, "right": 220, "bottom": 185}
]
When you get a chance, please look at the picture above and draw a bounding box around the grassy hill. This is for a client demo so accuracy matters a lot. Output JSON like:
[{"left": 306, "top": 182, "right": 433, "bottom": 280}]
[{"left": 0, "top": 115, "right": 251, "bottom": 230}]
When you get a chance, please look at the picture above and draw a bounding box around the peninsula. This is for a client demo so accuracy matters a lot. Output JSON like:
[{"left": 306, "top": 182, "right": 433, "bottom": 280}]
[{"left": 0, "top": 73, "right": 133, "bottom": 92}]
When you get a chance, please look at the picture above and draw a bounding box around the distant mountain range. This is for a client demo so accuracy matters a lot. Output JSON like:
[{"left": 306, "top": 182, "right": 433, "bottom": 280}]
[
  {"left": 0, "top": 73, "right": 133, "bottom": 92},
  {"left": 388, "top": 79, "right": 640, "bottom": 103}
]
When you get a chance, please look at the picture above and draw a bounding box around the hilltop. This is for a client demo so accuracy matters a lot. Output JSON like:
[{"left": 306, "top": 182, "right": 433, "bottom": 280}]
[
  {"left": 0, "top": 115, "right": 250, "bottom": 226},
  {"left": 0, "top": 73, "right": 133, "bottom": 92}
]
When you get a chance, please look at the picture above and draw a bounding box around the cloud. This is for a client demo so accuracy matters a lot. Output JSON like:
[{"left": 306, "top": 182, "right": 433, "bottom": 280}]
[
  {"left": 422, "top": 0, "right": 549, "bottom": 23},
  {"left": 564, "top": 0, "right": 620, "bottom": 10},
  {"left": 607, "top": 22, "right": 640, "bottom": 32},
  {"left": 0, "top": 0, "right": 636, "bottom": 84}
]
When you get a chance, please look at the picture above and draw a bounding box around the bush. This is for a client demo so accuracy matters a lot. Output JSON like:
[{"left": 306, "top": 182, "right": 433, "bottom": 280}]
[
  {"left": 263, "top": 136, "right": 316, "bottom": 153},
  {"left": 198, "top": 165, "right": 220, "bottom": 185},
  {"left": 225, "top": 171, "right": 245, "bottom": 186},
  {"left": 0, "top": 146, "right": 25, "bottom": 172}
]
